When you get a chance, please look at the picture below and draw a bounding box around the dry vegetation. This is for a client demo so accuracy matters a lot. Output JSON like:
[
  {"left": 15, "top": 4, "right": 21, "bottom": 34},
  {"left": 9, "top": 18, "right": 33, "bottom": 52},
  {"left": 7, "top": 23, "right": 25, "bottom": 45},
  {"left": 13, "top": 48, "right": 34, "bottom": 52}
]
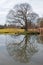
[
  {"left": 0, "top": 28, "right": 24, "bottom": 34},
  {"left": 0, "top": 28, "right": 40, "bottom": 34}
]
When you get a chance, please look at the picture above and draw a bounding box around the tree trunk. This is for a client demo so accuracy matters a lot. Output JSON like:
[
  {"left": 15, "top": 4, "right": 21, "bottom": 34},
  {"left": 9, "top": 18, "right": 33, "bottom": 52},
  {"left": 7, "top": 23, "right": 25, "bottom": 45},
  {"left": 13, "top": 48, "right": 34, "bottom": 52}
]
[
  {"left": 24, "top": 15, "right": 28, "bottom": 31},
  {"left": 25, "top": 21, "right": 28, "bottom": 31}
]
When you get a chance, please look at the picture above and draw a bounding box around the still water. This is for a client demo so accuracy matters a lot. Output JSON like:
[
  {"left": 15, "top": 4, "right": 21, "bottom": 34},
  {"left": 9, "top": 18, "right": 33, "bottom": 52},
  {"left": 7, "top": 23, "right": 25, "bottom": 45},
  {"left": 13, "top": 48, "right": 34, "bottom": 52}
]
[{"left": 0, "top": 34, "right": 43, "bottom": 65}]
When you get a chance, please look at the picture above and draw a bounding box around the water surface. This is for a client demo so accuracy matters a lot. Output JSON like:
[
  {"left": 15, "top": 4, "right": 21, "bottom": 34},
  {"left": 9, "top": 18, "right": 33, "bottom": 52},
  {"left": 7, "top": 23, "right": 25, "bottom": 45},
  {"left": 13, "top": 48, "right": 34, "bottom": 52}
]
[{"left": 0, "top": 34, "right": 43, "bottom": 65}]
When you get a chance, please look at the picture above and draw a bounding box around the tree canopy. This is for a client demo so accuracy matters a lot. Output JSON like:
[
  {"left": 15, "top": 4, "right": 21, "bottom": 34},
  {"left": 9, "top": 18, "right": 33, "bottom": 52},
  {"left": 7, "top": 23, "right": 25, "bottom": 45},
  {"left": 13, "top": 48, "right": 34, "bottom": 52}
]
[{"left": 7, "top": 3, "right": 39, "bottom": 31}]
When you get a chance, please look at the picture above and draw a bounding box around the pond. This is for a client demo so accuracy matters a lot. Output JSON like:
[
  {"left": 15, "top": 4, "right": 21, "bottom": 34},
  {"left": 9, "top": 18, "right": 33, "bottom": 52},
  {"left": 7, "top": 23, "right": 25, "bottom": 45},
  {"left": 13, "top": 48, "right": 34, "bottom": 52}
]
[{"left": 0, "top": 34, "right": 43, "bottom": 65}]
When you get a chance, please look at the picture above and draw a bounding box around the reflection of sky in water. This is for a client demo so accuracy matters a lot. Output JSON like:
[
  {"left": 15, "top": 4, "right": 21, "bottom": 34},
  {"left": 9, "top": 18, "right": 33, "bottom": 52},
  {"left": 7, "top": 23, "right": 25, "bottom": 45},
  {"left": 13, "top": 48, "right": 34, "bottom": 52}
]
[
  {"left": 0, "top": 35, "right": 19, "bottom": 65},
  {"left": 0, "top": 35, "right": 5, "bottom": 46},
  {"left": 6, "top": 35, "right": 25, "bottom": 44}
]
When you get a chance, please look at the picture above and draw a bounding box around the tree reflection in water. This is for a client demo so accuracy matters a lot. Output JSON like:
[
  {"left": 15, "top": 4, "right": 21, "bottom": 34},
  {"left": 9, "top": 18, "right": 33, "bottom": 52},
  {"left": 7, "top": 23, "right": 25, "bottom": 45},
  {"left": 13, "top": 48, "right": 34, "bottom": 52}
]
[
  {"left": 6, "top": 35, "right": 38, "bottom": 63},
  {"left": 37, "top": 35, "right": 43, "bottom": 44}
]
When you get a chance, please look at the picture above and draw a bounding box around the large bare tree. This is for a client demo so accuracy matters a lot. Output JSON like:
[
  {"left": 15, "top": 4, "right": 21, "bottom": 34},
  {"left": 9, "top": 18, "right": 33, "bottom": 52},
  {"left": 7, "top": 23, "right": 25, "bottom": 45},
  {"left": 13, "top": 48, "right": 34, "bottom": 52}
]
[{"left": 7, "top": 3, "right": 38, "bottom": 31}]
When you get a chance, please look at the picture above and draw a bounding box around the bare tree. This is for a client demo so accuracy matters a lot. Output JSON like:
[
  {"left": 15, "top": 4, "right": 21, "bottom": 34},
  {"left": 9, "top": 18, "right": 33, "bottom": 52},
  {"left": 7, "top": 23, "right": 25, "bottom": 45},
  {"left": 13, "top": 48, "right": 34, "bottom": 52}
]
[
  {"left": 7, "top": 3, "right": 39, "bottom": 31},
  {"left": 37, "top": 18, "right": 43, "bottom": 27},
  {"left": 39, "top": 18, "right": 43, "bottom": 27}
]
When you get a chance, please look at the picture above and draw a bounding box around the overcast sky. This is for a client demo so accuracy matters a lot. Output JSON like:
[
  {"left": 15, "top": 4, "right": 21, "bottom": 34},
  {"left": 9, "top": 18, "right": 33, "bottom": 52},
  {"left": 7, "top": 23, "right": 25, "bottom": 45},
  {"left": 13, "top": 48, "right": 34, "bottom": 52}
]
[{"left": 0, "top": 0, "right": 43, "bottom": 25}]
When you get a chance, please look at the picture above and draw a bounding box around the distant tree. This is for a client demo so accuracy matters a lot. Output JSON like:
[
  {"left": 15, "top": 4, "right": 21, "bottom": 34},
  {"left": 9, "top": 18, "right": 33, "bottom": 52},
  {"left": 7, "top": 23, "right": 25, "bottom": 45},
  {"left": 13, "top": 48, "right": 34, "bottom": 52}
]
[
  {"left": 4, "top": 24, "right": 7, "bottom": 27},
  {"left": 7, "top": 3, "right": 39, "bottom": 31},
  {"left": 40, "top": 18, "right": 43, "bottom": 27},
  {"left": 37, "top": 18, "right": 43, "bottom": 28}
]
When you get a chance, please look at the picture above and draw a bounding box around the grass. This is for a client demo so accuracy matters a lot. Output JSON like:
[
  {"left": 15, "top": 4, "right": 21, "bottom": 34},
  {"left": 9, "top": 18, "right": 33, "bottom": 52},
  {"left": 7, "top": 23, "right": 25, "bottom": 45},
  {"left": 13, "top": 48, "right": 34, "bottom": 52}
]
[
  {"left": 18, "top": 31, "right": 40, "bottom": 35},
  {"left": 0, "top": 28, "right": 40, "bottom": 35},
  {"left": 0, "top": 28, "right": 24, "bottom": 34}
]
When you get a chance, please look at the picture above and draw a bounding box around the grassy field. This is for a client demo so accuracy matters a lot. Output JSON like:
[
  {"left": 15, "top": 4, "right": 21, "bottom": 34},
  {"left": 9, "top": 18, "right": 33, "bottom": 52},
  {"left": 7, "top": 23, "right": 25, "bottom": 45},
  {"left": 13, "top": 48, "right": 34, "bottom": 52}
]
[
  {"left": 0, "top": 28, "right": 40, "bottom": 34},
  {"left": 0, "top": 28, "right": 24, "bottom": 34}
]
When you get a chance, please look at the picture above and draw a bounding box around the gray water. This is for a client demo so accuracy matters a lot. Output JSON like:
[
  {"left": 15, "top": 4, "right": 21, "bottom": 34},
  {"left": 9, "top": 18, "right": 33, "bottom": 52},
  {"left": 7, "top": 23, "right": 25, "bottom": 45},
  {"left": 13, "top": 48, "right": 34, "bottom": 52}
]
[{"left": 0, "top": 34, "right": 43, "bottom": 65}]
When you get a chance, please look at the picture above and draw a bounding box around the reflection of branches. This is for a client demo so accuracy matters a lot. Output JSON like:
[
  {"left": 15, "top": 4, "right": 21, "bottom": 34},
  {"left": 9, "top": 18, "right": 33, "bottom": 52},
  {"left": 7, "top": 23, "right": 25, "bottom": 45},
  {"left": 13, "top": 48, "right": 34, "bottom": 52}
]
[
  {"left": 37, "top": 35, "right": 43, "bottom": 44},
  {"left": 7, "top": 35, "right": 25, "bottom": 47},
  {"left": 6, "top": 35, "right": 38, "bottom": 63},
  {"left": 10, "top": 34, "right": 22, "bottom": 38},
  {"left": 17, "top": 36, "right": 25, "bottom": 46}
]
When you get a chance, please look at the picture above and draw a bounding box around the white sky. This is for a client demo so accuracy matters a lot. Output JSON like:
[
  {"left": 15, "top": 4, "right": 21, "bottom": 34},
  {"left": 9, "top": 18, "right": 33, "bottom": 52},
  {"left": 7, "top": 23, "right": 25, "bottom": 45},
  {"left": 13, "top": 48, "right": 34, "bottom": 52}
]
[{"left": 0, "top": 0, "right": 43, "bottom": 25}]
